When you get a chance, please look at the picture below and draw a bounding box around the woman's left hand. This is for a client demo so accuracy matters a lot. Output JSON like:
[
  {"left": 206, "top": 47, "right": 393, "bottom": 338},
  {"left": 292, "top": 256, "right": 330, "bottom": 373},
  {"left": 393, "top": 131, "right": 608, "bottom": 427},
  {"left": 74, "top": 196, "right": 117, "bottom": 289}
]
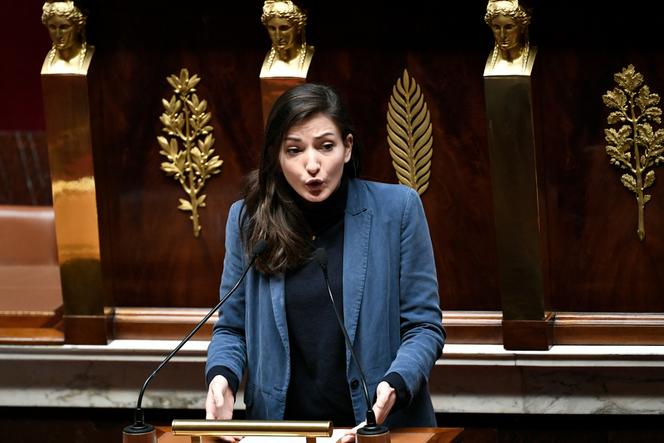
[
  {"left": 339, "top": 381, "right": 396, "bottom": 443},
  {"left": 372, "top": 381, "right": 396, "bottom": 424}
]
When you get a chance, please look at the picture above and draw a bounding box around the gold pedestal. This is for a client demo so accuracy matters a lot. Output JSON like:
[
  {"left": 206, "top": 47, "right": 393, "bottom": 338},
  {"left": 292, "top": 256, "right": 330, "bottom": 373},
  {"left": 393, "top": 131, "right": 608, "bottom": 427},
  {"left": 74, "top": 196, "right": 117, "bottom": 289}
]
[
  {"left": 41, "top": 63, "right": 108, "bottom": 344},
  {"left": 260, "top": 77, "right": 306, "bottom": 126},
  {"left": 484, "top": 73, "right": 551, "bottom": 350}
]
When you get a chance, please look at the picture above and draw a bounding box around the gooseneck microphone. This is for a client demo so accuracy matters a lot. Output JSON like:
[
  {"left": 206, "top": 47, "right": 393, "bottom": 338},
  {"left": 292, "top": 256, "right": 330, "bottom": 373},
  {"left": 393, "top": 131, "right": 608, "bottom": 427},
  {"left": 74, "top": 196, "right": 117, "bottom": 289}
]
[
  {"left": 123, "top": 240, "right": 268, "bottom": 443},
  {"left": 313, "top": 248, "right": 390, "bottom": 442}
]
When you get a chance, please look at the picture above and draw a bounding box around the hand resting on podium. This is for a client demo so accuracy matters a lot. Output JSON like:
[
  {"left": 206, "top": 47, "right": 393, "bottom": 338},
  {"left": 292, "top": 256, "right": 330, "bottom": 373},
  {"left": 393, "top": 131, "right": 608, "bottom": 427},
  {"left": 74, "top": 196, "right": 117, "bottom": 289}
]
[
  {"left": 205, "top": 376, "right": 396, "bottom": 443},
  {"left": 206, "top": 375, "right": 241, "bottom": 442},
  {"left": 339, "top": 381, "right": 396, "bottom": 443}
]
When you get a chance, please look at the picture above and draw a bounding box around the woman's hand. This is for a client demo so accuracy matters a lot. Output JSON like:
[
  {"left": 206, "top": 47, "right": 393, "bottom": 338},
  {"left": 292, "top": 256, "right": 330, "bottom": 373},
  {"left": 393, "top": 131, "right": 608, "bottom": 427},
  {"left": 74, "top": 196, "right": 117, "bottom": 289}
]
[
  {"left": 339, "top": 381, "right": 397, "bottom": 443},
  {"left": 372, "top": 381, "right": 396, "bottom": 424},
  {"left": 205, "top": 375, "right": 242, "bottom": 442}
]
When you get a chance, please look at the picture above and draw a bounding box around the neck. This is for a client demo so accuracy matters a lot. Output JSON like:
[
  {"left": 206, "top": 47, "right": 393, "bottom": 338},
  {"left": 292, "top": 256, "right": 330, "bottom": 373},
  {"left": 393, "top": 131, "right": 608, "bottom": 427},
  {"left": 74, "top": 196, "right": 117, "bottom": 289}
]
[
  {"left": 295, "top": 177, "right": 349, "bottom": 235},
  {"left": 499, "top": 44, "right": 525, "bottom": 62},
  {"left": 56, "top": 43, "right": 83, "bottom": 62},
  {"left": 275, "top": 44, "right": 301, "bottom": 63}
]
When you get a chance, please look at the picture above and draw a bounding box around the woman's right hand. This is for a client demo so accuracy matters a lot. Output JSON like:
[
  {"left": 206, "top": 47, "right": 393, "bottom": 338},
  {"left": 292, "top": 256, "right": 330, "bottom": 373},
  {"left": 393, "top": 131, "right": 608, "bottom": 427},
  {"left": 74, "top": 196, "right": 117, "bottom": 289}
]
[{"left": 205, "top": 375, "right": 242, "bottom": 441}]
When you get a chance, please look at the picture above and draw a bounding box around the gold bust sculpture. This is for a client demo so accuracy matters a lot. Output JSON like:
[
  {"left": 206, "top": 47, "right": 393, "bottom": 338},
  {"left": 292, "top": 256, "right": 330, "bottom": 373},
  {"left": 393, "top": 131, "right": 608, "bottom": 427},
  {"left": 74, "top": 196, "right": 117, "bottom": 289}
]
[
  {"left": 259, "top": 0, "right": 315, "bottom": 78},
  {"left": 41, "top": 1, "right": 93, "bottom": 74},
  {"left": 484, "top": 0, "right": 536, "bottom": 76}
]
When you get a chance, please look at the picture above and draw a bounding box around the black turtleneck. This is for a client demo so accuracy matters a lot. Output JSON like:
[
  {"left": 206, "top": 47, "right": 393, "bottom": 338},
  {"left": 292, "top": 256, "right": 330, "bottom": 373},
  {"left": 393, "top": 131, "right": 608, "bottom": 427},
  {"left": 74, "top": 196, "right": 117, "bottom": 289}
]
[{"left": 283, "top": 177, "right": 356, "bottom": 426}]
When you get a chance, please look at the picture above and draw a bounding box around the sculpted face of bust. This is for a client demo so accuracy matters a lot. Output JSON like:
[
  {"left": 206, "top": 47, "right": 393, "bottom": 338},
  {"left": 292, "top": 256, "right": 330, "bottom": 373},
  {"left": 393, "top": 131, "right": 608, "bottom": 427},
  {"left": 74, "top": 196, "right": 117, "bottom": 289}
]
[
  {"left": 266, "top": 16, "right": 299, "bottom": 55},
  {"left": 489, "top": 14, "right": 522, "bottom": 53},
  {"left": 46, "top": 15, "right": 79, "bottom": 53}
]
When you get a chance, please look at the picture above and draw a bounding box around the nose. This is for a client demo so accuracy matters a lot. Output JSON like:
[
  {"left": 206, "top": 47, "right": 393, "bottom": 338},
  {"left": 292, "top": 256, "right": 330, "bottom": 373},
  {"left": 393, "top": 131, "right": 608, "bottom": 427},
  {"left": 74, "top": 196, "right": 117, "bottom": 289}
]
[{"left": 305, "top": 151, "right": 320, "bottom": 175}]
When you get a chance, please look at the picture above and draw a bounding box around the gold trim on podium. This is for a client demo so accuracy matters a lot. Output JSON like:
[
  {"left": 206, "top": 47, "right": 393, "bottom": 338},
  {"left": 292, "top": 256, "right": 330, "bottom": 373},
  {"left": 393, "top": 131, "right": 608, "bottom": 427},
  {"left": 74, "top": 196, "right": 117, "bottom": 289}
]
[{"left": 172, "top": 420, "right": 332, "bottom": 442}]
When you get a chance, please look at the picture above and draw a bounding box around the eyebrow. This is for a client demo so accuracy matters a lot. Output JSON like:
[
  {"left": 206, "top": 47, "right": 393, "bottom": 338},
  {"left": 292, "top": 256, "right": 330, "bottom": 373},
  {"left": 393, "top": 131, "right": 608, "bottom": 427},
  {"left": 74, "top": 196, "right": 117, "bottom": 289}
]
[{"left": 284, "top": 131, "right": 337, "bottom": 142}]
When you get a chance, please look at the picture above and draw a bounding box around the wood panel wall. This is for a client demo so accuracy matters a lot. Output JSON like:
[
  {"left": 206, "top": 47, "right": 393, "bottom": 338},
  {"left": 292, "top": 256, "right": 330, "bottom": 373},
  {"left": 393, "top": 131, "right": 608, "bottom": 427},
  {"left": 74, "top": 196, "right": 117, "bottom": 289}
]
[{"left": 67, "top": 1, "right": 664, "bottom": 319}]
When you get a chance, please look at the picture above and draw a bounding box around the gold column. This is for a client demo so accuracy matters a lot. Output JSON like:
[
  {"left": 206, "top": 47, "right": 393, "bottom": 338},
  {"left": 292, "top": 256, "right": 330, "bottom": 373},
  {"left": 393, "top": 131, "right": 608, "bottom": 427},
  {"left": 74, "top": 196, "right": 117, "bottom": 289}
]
[
  {"left": 484, "top": 74, "right": 552, "bottom": 350},
  {"left": 41, "top": 2, "right": 108, "bottom": 344},
  {"left": 483, "top": 1, "right": 552, "bottom": 350}
]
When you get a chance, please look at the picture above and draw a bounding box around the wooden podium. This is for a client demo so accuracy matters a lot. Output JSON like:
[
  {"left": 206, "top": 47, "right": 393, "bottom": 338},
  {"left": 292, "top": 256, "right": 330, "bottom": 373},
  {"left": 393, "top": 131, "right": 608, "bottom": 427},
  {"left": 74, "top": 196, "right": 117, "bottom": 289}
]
[{"left": 156, "top": 427, "right": 463, "bottom": 443}]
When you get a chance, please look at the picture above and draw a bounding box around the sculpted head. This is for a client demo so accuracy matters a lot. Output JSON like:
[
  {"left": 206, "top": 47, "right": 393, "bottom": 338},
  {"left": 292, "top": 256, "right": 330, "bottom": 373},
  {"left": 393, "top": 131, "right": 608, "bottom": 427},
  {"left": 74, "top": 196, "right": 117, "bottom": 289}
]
[
  {"left": 261, "top": 0, "right": 307, "bottom": 55},
  {"left": 41, "top": 1, "right": 86, "bottom": 58},
  {"left": 484, "top": 0, "right": 530, "bottom": 54}
]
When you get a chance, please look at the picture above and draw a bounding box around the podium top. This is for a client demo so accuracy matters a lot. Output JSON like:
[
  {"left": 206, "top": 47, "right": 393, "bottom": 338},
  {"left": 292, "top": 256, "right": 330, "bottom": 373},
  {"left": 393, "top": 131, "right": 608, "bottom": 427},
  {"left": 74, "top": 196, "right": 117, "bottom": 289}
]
[{"left": 157, "top": 426, "right": 463, "bottom": 443}]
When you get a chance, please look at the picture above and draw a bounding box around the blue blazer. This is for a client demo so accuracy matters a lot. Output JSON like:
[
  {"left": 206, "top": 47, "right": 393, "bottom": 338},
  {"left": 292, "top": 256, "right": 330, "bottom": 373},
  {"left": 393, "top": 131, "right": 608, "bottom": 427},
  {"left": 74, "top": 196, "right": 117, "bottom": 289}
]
[{"left": 206, "top": 179, "right": 445, "bottom": 427}]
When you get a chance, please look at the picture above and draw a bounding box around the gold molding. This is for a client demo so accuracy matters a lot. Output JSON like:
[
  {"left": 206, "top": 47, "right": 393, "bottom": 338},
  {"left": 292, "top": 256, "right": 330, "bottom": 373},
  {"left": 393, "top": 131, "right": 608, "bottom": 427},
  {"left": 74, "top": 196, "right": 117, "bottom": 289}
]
[
  {"left": 158, "top": 68, "right": 223, "bottom": 238},
  {"left": 603, "top": 64, "right": 664, "bottom": 241},
  {"left": 386, "top": 69, "right": 433, "bottom": 195}
]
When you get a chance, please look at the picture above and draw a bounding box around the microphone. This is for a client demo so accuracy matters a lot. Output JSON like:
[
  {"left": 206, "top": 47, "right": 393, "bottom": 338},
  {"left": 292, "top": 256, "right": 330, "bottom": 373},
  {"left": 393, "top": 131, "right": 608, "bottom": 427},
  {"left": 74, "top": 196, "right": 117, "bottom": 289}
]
[
  {"left": 313, "top": 248, "right": 390, "bottom": 442},
  {"left": 123, "top": 240, "right": 268, "bottom": 443}
]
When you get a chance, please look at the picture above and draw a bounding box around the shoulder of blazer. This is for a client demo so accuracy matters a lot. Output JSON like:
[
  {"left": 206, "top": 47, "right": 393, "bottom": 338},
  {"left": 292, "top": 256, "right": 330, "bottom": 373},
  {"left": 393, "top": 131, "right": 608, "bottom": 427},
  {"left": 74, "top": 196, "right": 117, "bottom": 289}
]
[{"left": 347, "top": 179, "right": 416, "bottom": 214}]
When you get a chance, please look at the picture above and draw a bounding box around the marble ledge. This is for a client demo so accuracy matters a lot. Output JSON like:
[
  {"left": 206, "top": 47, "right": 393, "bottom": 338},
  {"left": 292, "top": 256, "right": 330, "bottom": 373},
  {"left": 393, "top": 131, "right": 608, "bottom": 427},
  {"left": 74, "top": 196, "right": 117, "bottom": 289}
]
[{"left": 1, "top": 341, "right": 664, "bottom": 414}]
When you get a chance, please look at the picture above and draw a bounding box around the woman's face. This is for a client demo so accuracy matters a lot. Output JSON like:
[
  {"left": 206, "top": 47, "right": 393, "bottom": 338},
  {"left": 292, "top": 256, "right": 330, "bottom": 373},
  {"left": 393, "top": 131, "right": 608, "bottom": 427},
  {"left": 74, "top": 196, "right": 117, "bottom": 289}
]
[
  {"left": 490, "top": 14, "right": 522, "bottom": 52},
  {"left": 279, "top": 113, "right": 352, "bottom": 203},
  {"left": 46, "top": 15, "right": 78, "bottom": 52},
  {"left": 266, "top": 16, "right": 298, "bottom": 52}
]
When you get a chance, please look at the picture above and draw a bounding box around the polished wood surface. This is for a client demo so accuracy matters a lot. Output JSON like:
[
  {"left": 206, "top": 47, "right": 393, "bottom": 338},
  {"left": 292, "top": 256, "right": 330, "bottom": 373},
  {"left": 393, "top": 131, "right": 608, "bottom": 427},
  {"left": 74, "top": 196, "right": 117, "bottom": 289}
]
[{"left": 156, "top": 427, "right": 464, "bottom": 443}]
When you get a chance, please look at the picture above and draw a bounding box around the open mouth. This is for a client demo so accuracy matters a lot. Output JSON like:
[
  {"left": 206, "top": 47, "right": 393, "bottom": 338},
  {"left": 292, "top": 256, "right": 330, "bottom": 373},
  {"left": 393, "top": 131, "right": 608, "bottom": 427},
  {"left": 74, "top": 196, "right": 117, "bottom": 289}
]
[{"left": 305, "top": 179, "right": 323, "bottom": 191}]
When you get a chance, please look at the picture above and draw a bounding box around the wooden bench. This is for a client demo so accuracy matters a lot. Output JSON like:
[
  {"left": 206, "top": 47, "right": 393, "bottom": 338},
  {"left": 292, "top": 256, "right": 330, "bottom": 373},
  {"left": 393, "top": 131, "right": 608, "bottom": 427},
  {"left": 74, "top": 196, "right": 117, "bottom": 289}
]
[{"left": 0, "top": 205, "right": 63, "bottom": 344}]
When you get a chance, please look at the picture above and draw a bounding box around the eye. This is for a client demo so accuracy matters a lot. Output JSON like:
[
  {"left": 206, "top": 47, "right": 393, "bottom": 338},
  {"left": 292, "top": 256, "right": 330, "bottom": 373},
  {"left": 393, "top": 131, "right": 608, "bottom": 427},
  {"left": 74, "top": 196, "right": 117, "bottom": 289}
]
[
  {"left": 320, "top": 142, "right": 334, "bottom": 152},
  {"left": 285, "top": 146, "right": 301, "bottom": 155}
]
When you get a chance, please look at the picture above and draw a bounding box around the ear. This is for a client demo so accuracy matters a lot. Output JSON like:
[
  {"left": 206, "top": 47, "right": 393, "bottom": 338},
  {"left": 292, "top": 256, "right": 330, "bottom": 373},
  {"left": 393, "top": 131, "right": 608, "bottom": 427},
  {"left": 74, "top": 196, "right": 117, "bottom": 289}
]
[{"left": 343, "top": 134, "right": 353, "bottom": 163}]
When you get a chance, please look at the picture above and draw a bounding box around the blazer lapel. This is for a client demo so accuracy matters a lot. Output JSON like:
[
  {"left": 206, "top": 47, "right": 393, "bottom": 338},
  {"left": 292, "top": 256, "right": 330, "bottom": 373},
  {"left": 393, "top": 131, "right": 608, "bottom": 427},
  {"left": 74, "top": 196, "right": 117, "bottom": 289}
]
[
  {"left": 269, "top": 273, "right": 290, "bottom": 353},
  {"left": 343, "top": 180, "right": 371, "bottom": 361}
]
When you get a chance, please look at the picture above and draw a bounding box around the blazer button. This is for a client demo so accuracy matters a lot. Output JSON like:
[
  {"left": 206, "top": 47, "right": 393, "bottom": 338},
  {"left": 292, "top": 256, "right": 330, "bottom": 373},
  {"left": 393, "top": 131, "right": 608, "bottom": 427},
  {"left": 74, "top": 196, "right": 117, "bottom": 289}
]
[{"left": 351, "top": 379, "right": 360, "bottom": 389}]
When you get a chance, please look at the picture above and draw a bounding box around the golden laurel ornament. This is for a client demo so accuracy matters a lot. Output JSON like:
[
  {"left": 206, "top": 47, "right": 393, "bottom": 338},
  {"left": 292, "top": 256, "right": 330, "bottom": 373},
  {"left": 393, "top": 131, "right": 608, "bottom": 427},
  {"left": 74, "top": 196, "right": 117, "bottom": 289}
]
[
  {"left": 603, "top": 64, "right": 664, "bottom": 241},
  {"left": 157, "top": 68, "right": 223, "bottom": 238},
  {"left": 386, "top": 69, "right": 433, "bottom": 195}
]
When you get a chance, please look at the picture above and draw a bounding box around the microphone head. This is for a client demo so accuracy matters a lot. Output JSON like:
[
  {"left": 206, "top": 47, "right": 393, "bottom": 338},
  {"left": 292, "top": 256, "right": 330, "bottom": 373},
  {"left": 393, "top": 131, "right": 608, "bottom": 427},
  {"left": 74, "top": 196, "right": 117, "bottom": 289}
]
[
  {"left": 252, "top": 240, "right": 268, "bottom": 258},
  {"left": 313, "top": 247, "right": 328, "bottom": 269}
]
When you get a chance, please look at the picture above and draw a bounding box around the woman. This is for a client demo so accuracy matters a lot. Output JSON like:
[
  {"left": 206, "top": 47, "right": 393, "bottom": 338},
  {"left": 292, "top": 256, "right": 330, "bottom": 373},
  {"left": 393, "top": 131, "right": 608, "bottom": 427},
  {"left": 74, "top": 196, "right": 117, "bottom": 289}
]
[
  {"left": 41, "top": 0, "right": 92, "bottom": 74},
  {"left": 259, "top": 0, "right": 315, "bottom": 78},
  {"left": 205, "top": 84, "right": 445, "bottom": 441},
  {"left": 484, "top": 0, "right": 535, "bottom": 75}
]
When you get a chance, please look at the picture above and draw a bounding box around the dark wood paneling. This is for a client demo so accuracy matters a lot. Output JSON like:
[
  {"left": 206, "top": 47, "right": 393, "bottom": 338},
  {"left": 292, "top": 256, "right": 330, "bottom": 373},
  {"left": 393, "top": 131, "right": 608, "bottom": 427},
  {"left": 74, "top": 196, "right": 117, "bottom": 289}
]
[
  {"left": 87, "top": 1, "right": 500, "bottom": 310},
  {"left": 538, "top": 53, "right": 664, "bottom": 312},
  {"left": 80, "top": 1, "right": 664, "bottom": 317}
]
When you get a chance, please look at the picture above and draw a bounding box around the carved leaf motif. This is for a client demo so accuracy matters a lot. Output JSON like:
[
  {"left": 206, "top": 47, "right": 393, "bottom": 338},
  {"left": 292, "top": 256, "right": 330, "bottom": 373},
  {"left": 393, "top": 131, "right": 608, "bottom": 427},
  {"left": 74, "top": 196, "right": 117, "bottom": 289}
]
[
  {"left": 386, "top": 69, "right": 433, "bottom": 195},
  {"left": 621, "top": 174, "right": 637, "bottom": 193},
  {"left": 158, "top": 68, "right": 222, "bottom": 237},
  {"left": 604, "top": 64, "right": 664, "bottom": 241},
  {"left": 636, "top": 85, "right": 660, "bottom": 113},
  {"left": 644, "top": 170, "right": 656, "bottom": 189},
  {"left": 178, "top": 198, "right": 192, "bottom": 212},
  {"left": 602, "top": 89, "right": 627, "bottom": 110},
  {"left": 607, "top": 111, "right": 624, "bottom": 125},
  {"left": 614, "top": 64, "right": 642, "bottom": 92}
]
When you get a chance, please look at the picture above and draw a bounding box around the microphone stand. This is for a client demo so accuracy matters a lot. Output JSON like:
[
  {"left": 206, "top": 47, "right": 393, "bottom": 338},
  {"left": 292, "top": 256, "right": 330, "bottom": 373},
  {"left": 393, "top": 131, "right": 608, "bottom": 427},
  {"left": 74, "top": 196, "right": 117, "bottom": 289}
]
[
  {"left": 314, "top": 249, "right": 390, "bottom": 443},
  {"left": 122, "top": 241, "right": 267, "bottom": 443}
]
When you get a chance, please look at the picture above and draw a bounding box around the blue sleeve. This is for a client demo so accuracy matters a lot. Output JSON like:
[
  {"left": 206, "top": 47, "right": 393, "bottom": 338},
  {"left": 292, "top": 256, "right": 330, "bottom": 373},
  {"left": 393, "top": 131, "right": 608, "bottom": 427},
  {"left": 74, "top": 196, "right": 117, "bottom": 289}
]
[
  {"left": 386, "top": 188, "right": 445, "bottom": 400},
  {"left": 205, "top": 201, "right": 248, "bottom": 387}
]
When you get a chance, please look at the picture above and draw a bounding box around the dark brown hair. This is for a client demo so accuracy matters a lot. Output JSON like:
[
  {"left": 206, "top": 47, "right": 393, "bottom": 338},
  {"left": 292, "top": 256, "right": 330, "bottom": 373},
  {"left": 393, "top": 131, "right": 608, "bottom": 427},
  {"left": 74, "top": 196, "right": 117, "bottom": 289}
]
[{"left": 241, "top": 83, "right": 361, "bottom": 274}]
